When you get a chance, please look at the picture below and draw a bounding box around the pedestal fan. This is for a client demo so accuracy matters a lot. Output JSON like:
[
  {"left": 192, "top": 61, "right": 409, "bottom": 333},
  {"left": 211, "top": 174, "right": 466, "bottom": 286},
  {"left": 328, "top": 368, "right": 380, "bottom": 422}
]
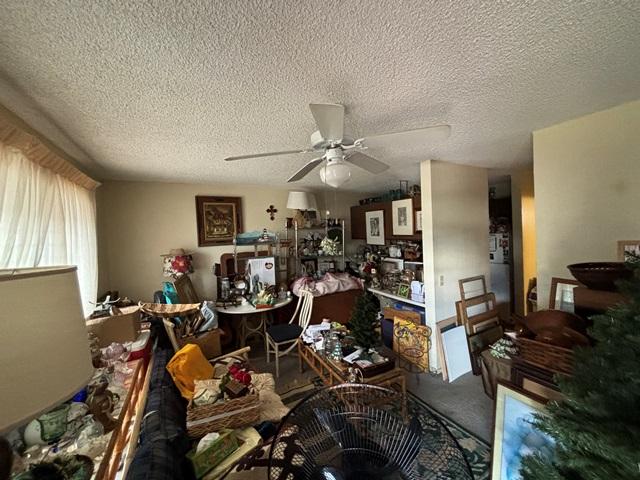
[{"left": 268, "top": 384, "right": 473, "bottom": 480}]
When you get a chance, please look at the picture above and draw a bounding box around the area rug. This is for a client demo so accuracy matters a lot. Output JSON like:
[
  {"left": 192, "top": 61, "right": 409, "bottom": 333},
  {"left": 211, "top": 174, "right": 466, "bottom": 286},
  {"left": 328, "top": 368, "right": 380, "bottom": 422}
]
[{"left": 223, "top": 380, "right": 491, "bottom": 479}]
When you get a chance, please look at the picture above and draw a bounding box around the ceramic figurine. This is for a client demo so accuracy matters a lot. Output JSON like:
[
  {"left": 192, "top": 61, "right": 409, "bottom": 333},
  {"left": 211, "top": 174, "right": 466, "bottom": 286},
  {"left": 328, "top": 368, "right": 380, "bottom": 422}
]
[{"left": 86, "top": 379, "right": 118, "bottom": 432}]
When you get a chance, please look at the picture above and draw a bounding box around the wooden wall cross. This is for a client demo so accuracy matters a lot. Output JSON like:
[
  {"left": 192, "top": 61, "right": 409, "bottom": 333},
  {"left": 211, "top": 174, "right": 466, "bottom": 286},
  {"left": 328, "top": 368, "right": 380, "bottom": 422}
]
[{"left": 266, "top": 205, "right": 278, "bottom": 221}]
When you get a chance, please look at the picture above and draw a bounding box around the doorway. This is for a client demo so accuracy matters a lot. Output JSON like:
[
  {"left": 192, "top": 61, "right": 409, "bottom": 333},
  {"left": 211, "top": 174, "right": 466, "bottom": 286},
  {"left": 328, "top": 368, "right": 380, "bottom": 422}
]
[{"left": 488, "top": 177, "right": 514, "bottom": 321}]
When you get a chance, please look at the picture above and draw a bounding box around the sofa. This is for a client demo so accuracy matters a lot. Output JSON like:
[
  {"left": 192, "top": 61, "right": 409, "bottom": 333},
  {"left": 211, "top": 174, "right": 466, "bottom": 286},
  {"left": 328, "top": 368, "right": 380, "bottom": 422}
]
[
  {"left": 307, "top": 289, "right": 361, "bottom": 325},
  {"left": 127, "top": 324, "right": 193, "bottom": 480}
]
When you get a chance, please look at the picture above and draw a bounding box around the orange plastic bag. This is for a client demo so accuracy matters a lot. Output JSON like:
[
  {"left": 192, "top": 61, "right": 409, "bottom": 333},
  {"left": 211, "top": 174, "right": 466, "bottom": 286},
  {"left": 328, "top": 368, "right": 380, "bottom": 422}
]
[{"left": 166, "top": 344, "right": 214, "bottom": 399}]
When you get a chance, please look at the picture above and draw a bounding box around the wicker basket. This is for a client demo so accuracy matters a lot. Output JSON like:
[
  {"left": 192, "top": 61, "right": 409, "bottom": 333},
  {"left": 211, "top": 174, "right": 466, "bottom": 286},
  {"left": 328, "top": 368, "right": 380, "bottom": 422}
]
[
  {"left": 186, "top": 392, "right": 260, "bottom": 438},
  {"left": 516, "top": 337, "right": 574, "bottom": 375}
]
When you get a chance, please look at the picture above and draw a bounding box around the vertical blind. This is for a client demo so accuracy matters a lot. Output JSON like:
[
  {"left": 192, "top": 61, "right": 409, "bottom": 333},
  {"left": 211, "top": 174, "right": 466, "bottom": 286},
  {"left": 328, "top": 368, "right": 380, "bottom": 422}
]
[{"left": 0, "top": 142, "right": 97, "bottom": 315}]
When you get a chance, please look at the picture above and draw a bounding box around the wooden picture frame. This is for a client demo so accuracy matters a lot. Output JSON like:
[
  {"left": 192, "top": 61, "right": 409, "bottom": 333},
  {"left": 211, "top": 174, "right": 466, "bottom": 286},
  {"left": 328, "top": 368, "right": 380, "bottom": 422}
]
[
  {"left": 414, "top": 209, "right": 422, "bottom": 233},
  {"left": 549, "top": 277, "right": 580, "bottom": 311},
  {"left": 173, "top": 275, "right": 199, "bottom": 304},
  {"left": 617, "top": 240, "right": 640, "bottom": 261},
  {"left": 396, "top": 283, "right": 411, "bottom": 299},
  {"left": 365, "top": 210, "right": 385, "bottom": 245},
  {"left": 302, "top": 258, "right": 317, "bottom": 275},
  {"left": 391, "top": 198, "right": 413, "bottom": 236},
  {"left": 491, "top": 382, "right": 554, "bottom": 480},
  {"left": 196, "top": 196, "right": 243, "bottom": 246}
]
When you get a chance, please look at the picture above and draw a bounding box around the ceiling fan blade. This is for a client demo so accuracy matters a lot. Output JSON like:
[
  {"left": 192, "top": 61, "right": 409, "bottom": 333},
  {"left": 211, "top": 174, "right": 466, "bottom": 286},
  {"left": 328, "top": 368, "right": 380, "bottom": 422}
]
[
  {"left": 345, "top": 151, "right": 390, "bottom": 174},
  {"left": 359, "top": 124, "right": 451, "bottom": 147},
  {"left": 224, "top": 149, "right": 311, "bottom": 161},
  {"left": 287, "top": 157, "right": 324, "bottom": 182},
  {"left": 309, "top": 103, "right": 344, "bottom": 142}
]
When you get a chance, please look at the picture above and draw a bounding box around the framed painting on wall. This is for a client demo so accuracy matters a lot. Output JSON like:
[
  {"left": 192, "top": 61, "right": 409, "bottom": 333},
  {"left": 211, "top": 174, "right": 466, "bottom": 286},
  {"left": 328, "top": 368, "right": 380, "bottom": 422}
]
[
  {"left": 365, "top": 210, "right": 385, "bottom": 245},
  {"left": 491, "top": 382, "right": 555, "bottom": 480},
  {"left": 415, "top": 209, "right": 422, "bottom": 232},
  {"left": 617, "top": 240, "right": 640, "bottom": 261},
  {"left": 392, "top": 198, "right": 413, "bottom": 235},
  {"left": 196, "top": 196, "right": 243, "bottom": 246}
]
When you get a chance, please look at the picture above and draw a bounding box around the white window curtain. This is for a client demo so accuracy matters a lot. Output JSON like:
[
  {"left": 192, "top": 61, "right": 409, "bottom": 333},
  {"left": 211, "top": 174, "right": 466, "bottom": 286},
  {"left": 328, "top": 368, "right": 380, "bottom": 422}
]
[{"left": 0, "top": 141, "right": 97, "bottom": 315}]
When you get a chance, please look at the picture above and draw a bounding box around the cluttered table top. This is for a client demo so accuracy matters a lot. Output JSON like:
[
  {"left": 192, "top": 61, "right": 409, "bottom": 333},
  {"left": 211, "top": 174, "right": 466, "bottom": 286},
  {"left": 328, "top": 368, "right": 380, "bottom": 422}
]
[{"left": 215, "top": 297, "right": 292, "bottom": 315}]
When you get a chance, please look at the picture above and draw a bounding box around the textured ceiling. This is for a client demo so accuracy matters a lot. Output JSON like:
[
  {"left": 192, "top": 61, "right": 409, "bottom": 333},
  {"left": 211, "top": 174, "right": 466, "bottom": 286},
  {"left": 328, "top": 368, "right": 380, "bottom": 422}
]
[{"left": 0, "top": 1, "right": 639, "bottom": 192}]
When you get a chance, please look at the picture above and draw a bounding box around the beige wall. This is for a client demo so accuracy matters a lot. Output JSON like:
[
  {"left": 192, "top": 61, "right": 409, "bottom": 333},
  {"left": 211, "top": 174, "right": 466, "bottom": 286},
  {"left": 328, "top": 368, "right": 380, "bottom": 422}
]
[
  {"left": 97, "top": 180, "right": 364, "bottom": 302},
  {"left": 534, "top": 99, "right": 640, "bottom": 308},
  {"left": 510, "top": 168, "right": 536, "bottom": 316},
  {"left": 421, "top": 160, "right": 490, "bottom": 370}
]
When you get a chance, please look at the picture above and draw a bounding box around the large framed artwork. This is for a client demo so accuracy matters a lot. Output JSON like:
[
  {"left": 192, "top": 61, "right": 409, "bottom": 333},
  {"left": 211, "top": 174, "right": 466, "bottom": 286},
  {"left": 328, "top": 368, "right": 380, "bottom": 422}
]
[
  {"left": 392, "top": 198, "right": 413, "bottom": 235},
  {"left": 365, "top": 210, "right": 385, "bottom": 245},
  {"left": 491, "top": 382, "right": 555, "bottom": 480},
  {"left": 195, "top": 196, "right": 243, "bottom": 246}
]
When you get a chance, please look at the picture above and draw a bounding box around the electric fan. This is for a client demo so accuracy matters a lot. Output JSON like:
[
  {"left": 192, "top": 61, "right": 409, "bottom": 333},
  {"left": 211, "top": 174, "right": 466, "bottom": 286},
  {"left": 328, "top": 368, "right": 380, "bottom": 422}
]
[{"left": 268, "top": 384, "right": 473, "bottom": 480}]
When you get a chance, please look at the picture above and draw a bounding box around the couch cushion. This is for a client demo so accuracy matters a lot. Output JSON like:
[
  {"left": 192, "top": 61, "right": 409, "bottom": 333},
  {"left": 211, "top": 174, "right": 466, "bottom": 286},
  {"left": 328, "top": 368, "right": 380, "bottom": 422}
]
[{"left": 266, "top": 324, "right": 303, "bottom": 343}]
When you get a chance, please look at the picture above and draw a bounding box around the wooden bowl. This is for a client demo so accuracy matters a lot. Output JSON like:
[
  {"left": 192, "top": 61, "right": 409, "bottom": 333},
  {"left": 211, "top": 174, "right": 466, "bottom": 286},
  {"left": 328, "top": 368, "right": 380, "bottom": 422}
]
[
  {"left": 523, "top": 310, "right": 587, "bottom": 335},
  {"left": 535, "top": 327, "right": 590, "bottom": 349},
  {"left": 567, "top": 262, "right": 632, "bottom": 291}
]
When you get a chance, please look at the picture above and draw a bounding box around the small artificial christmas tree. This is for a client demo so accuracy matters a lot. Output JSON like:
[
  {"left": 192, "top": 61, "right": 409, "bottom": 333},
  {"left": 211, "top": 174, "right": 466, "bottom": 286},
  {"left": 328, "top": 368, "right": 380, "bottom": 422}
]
[
  {"left": 349, "top": 292, "right": 380, "bottom": 351},
  {"left": 521, "top": 255, "right": 640, "bottom": 480}
]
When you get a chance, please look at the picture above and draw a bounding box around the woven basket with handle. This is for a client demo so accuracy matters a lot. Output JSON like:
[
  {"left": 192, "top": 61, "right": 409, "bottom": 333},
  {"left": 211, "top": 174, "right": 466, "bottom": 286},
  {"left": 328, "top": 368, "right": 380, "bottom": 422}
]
[
  {"left": 186, "top": 392, "right": 260, "bottom": 438},
  {"left": 186, "top": 348, "right": 260, "bottom": 438},
  {"left": 516, "top": 337, "right": 574, "bottom": 375}
]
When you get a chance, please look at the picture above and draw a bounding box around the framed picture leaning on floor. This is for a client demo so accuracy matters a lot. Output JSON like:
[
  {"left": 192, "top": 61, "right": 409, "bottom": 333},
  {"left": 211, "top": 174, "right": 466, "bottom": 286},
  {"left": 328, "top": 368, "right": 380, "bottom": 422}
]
[{"left": 491, "top": 382, "right": 555, "bottom": 480}]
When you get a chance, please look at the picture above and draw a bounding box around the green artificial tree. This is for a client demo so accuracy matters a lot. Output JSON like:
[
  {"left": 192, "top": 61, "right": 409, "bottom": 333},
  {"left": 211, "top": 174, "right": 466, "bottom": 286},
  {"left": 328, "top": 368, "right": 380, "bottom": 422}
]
[
  {"left": 522, "top": 255, "right": 640, "bottom": 480},
  {"left": 349, "top": 292, "right": 380, "bottom": 351}
]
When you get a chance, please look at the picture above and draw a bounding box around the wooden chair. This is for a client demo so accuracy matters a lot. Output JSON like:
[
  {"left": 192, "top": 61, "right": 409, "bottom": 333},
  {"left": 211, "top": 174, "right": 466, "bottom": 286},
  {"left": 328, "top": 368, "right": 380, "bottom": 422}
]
[
  {"left": 163, "top": 318, "right": 249, "bottom": 367},
  {"left": 265, "top": 289, "right": 314, "bottom": 378},
  {"left": 163, "top": 318, "right": 181, "bottom": 352}
]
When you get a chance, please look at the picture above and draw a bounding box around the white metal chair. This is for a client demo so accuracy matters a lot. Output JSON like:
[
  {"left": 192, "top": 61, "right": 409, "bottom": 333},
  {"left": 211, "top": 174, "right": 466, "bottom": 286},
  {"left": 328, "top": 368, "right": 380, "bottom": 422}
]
[{"left": 265, "top": 289, "right": 314, "bottom": 378}]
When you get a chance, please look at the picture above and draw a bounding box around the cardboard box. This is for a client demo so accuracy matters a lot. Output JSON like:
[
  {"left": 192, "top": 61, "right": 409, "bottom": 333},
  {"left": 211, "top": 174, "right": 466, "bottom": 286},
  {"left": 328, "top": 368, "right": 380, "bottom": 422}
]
[
  {"left": 86, "top": 306, "right": 140, "bottom": 347},
  {"left": 179, "top": 328, "right": 222, "bottom": 359},
  {"left": 187, "top": 429, "right": 239, "bottom": 478}
]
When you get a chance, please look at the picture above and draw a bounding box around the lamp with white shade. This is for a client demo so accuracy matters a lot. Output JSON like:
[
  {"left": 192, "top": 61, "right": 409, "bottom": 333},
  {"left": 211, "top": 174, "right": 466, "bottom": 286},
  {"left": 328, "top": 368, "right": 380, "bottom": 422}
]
[
  {"left": 0, "top": 267, "right": 94, "bottom": 437},
  {"left": 286, "top": 191, "right": 318, "bottom": 227}
]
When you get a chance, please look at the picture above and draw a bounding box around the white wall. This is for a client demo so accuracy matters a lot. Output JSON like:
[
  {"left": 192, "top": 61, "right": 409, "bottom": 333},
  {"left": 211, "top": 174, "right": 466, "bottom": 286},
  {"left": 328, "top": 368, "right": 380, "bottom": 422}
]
[
  {"left": 534, "top": 99, "right": 640, "bottom": 308},
  {"left": 97, "top": 180, "right": 363, "bottom": 302},
  {"left": 421, "top": 160, "right": 490, "bottom": 370}
]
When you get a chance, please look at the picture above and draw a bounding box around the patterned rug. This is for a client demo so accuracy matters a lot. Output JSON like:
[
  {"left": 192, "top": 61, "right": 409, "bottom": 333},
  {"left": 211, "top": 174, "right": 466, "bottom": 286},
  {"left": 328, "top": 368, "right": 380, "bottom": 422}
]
[{"left": 223, "top": 379, "right": 491, "bottom": 479}]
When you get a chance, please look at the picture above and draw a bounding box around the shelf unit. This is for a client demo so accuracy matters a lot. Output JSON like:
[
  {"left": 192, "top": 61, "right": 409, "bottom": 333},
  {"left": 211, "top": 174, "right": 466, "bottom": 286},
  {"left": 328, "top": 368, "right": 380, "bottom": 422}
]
[
  {"left": 293, "top": 219, "right": 345, "bottom": 275},
  {"left": 367, "top": 286, "right": 425, "bottom": 308}
]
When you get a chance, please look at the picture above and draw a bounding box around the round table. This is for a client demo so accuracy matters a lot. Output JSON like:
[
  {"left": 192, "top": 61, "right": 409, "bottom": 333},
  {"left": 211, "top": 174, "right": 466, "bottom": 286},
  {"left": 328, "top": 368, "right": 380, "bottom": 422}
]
[{"left": 216, "top": 297, "right": 293, "bottom": 349}]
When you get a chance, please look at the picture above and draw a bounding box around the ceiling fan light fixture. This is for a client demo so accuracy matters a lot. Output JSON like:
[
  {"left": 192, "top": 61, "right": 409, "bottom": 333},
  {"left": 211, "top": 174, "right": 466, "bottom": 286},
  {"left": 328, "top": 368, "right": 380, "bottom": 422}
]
[{"left": 319, "top": 160, "right": 351, "bottom": 188}]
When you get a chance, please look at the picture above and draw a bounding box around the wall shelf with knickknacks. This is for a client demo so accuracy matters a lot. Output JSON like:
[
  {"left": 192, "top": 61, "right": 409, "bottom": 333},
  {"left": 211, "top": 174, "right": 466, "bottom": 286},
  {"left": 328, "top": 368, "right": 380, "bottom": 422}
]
[{"left": 289, "top": 219, "right": 346, "bottom": 276}]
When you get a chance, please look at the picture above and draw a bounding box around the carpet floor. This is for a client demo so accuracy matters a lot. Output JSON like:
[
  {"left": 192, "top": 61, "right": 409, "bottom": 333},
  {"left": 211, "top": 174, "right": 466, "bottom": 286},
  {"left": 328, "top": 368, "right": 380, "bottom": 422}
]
[{"left": 223, "top": 378, "right": 490, "bottom": 479}]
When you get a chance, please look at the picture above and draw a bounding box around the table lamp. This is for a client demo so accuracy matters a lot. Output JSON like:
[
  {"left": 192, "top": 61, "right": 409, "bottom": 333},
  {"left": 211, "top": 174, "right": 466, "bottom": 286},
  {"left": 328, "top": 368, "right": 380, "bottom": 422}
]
[
  {"left": 0, "top": 266, "right": 94, "bottom": 437},
  {"left": 286, "top": 191, "right": 317, "bottom": 227}
]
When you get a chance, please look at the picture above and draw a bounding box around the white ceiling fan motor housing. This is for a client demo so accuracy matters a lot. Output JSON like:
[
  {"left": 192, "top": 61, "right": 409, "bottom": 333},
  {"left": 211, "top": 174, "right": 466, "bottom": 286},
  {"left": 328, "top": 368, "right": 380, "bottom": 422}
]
[{"left": 310, "top": 130, "right": 354, "bottom": 150}]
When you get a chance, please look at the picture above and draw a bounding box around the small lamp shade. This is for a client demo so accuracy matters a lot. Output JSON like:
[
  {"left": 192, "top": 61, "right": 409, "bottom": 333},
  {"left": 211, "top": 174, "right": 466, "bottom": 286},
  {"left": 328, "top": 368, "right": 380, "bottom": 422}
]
[
  {"left": 0, "top": 267, "right": 94, "bottom": 433},
  {"left": 287, "top": 191, "right": 317, "bottom": 211},
  {"left": 161, "top": 249, "right": 194, "bottom": 278}
]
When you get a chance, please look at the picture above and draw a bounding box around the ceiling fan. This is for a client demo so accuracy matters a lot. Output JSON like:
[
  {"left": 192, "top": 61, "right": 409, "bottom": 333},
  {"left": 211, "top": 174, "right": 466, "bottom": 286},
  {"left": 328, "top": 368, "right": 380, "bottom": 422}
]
[{"left": 224, "top": 103, "right": 451, "bottom": 188}]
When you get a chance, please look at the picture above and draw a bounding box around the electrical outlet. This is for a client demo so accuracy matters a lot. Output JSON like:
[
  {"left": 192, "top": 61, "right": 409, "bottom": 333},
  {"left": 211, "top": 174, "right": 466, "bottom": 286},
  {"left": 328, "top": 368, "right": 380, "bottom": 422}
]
[{"left": 439, "top": 275, "right": 444, "bottom": 286}]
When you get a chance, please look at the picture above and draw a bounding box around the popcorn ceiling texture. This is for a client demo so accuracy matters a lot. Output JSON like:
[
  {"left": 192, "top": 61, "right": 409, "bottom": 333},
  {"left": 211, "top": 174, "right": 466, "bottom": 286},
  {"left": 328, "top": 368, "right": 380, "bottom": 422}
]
[{"left": 0, "top": 0, "right": 639, "bottom": 191}]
